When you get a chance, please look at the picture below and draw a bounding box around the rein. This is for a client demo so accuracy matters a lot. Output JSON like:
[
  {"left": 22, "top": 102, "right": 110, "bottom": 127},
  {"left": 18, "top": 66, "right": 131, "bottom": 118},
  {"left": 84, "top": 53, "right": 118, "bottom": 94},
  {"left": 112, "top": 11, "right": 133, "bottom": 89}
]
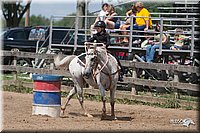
[
  {"left": 92, "top": 50, "right": 120, "bottom": 91},
  {"left": 84, "top": 45, "right": 119, "bottom": 91},
  {"left": 94, "top": 48, "right": 108, "bottom": 76},
  {"left": 94, "top": 48, "right": 120, "bottom": 76}
]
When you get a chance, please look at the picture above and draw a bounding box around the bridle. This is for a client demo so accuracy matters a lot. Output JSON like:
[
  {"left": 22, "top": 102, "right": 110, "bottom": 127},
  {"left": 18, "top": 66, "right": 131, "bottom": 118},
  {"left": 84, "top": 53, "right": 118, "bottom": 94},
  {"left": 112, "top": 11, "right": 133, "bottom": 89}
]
[{"left": 83, "top": 42, "right": 120, "bottom": 90}]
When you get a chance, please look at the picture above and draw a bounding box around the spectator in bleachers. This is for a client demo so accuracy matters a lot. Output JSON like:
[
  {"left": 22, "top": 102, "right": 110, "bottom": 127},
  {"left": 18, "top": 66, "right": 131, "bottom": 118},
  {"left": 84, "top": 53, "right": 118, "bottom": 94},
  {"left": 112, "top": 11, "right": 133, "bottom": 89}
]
[
  {"left": 104, "top": 4, "right": 121, "bottom": 29},
  {"left": 120, "top": 3, "right": 137, "bottom": 43},
  {"left": 121, "top": 1, "right": 152, "bottom": 43},
  {"left": 134, "top": 1, "right": 152, "bottom": 31},
  {"left": 170, "top": 28, "right": 187, "bottom": 50},
  {"left": 90, "top": 3, "right": 109, "bottom": 37},
  {"left": 145, "top": 24, "right": 170, "bottom": 63}
]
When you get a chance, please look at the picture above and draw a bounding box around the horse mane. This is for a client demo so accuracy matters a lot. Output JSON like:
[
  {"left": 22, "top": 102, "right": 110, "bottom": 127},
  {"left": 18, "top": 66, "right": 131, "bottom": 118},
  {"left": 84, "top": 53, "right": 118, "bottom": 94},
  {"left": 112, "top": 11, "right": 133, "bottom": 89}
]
[
  {"left": 96, "top": 47, "right": 108, "bottom": 58},
  {"left": 96, "top": 47, "right": 117, "bottom": 63}
]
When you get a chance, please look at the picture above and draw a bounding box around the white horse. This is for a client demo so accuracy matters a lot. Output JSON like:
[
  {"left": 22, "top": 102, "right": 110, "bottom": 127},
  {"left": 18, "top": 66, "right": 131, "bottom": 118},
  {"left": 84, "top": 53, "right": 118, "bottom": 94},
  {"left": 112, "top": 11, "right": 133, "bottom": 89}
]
[{"left": 54, "top": 43, "right": 120, "bottom": 120}]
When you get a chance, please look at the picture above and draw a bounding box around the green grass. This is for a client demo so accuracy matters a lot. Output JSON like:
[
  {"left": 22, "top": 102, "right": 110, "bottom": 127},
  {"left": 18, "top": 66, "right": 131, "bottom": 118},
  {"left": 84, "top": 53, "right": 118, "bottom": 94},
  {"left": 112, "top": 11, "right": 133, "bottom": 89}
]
[
  {"left": 2, "top": 74, "right": 199, "bottom": 110},
  {"left": 2, "top": 73, "right": 33, "bottom": 82},
  {"left": 138, "top": 91, "right": 199, "bottom": 102},
  {"left": 3, "top": 84, "right": 33, "bottom": 94},
  {"left": 1, "top": 73, "right": 14, "bottom": 80},
  {"left": 3, "top": 84, "right": 198, "bottom": 110},
  {"left": 180, "top": 95, "right": 199, "bottom": 102}
]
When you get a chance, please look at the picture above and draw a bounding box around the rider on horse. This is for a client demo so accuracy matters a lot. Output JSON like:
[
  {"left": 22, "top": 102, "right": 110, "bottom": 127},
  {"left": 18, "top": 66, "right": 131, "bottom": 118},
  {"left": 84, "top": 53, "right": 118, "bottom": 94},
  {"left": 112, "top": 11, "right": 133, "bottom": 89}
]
[
  {"left": 86, "top": 20, "right": 124, "bottom": 81},
  {"left": 87, "top": 20, "right": 110, "bottom": 48}
]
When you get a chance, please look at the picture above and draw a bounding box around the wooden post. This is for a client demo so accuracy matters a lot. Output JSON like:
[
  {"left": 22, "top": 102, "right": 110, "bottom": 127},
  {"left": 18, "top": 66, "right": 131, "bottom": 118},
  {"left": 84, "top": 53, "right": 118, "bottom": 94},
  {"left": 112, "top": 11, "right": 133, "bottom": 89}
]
[
  {"left": 48, "top": 16, "right": 53, "bottom": 51},
  {"left": 25, "top": 0, "right": 30, "bottom": 27},
  {"left": 13, "top": 56, "right": 17, "bottom": 81},
  {"left": 190, "top": 18, "right": 195, "bottom": 61},
  {"left": 131, "top": 55, "right": 137, "bottom": 95},
  {"left": 74, "top": 3, "right": 79, "bottom": 54},
  {"left": 158, "top": 17, "right": 163, "bottom": 55},
  {"left": 84, "top": 0, "right": 87, "bottom": 41},
  {"left": 173, "top": 71, "right": 179, "bottom": 82},
  {"left": 173, "top": 63, "right": 180, "bottom": 99},
  {"left": 50, "top": 61, "right": 54, "bottom": 70},
  {"left": 128, "top": 16, "right": 133, "bottom": 53}
]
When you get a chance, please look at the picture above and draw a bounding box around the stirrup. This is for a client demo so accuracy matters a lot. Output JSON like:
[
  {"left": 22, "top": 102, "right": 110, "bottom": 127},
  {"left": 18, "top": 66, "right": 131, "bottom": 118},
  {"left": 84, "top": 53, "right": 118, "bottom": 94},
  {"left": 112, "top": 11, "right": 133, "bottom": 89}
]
[
  {"left": 117, "top": 66, "right": 122, "bottom": 71},
  {"left": 118, "top": 76, "right": 123, "bottom": 82}
]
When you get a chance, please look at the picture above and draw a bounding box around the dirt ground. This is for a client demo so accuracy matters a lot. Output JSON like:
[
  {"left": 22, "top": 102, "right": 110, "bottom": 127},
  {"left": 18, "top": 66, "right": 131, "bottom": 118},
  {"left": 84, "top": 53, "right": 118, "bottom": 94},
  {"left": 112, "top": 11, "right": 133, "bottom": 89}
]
[{"left": 2, "top": 91, "right": 199, "bottom": 132}]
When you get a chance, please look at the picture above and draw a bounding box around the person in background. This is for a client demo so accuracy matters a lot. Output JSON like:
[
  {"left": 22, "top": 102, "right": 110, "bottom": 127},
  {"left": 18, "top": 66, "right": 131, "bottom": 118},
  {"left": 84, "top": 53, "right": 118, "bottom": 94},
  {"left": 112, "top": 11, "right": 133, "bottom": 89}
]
[
  {"left": 104, "top": 4, "right": 120, "bottom": 29},
  {"left": 90, "top": 3, "right": 109, "bottom": 37},
  {"left": 120, "top": 1, "right": 152, "bottom": 43},
  {"left": 125, "top": 4, "right": 136, "bottom": 21},
  {"left": 170, "top": 28, "right": 187, "bottom": 50},
  {"left": 145, "top": 24, "right": 170, "bottom": 63},
  {"left": 134, "top": 1, "right": 152, "bottom": 31},
  {"left": 120, "top": 3, "right": 137, "bottom": 43}
]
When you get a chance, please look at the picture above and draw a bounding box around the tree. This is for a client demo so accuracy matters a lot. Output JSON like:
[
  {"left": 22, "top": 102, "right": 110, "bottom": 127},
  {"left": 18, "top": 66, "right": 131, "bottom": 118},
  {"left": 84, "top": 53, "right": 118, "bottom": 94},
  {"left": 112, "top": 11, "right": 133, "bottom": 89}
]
[
  {"left": 19, "top": 15, "right": 50, "bottom": 27},
  {"left": 2, "top": 0, "right": 31, "bottom": 27}
]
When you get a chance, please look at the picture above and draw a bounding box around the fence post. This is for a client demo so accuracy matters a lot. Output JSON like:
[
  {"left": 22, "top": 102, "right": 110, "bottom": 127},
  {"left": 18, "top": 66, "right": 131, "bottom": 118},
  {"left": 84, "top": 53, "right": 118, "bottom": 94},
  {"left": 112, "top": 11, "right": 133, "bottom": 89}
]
[
  {"left": 131, "top": 56, "right": 138, "bottom": 95},
  {"left": 84, "top": 0, "right": 88, "bottom": 41},
  {"left": 73, "top": 10, "right": 79, "bottom": 54},
  {"left": 50, "top": 61, "right": 54, "bottom": 70},
  {"left": 128, "top": 16, "right": 133, "bottom": 53},
  {"left": 13, "top": 56, "right": 17, "bottom": 81},
  {"left": 158, "top": 17, "right": 163, "bottom": 55},
  {"left": 190, "top": 17, "right": 195, "bottom": 61},
  {"left": 173, "top": 63, "right": 180, "bottom": 99},
  {"left": 48, "top": 16, "right": 53, "bottom": 51}
]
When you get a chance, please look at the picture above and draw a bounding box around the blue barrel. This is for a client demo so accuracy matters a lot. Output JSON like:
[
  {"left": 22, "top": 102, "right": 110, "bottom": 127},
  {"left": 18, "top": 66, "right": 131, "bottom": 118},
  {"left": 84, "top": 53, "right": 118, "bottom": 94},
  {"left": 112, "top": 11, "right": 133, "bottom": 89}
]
[
  {"left": 32, "top": 74, "right": 64, "bottom": 117},
  {"left": 33, "top": 91, "right": 61, "bottom": 105},
  {"left": 32, "top": 74, "right": 64, "bottom": 82}
]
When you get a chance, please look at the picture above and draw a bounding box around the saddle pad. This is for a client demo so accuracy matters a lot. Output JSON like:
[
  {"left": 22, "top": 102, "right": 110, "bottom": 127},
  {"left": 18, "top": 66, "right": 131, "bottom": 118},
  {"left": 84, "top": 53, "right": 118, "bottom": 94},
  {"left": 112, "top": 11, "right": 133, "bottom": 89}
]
[{"left": 77, "top": 53, "right": 86, "bottom": 65}]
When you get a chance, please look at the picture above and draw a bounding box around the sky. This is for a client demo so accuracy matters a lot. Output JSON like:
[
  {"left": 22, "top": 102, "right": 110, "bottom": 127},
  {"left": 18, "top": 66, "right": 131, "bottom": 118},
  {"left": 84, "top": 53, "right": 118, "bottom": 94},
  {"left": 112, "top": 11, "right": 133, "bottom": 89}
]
[
  {"left": 29, "top": 0, "right": 118, "bottom": 18},
  {"left": 1, "top": 0, "right": 196, "bottom": 19},
  {"left": 0, "top": 0, "right": 117, "bottom": 19},
  {"left": 26, "top": 0, "right": 196, "bottom": 18}
]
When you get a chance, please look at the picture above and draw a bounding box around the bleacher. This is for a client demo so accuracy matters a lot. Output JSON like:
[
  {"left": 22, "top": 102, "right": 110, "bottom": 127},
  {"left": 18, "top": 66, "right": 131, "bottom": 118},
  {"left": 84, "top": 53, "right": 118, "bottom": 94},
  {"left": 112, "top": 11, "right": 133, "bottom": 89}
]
[
  {"left": 106, "top": 0, "right": 200, "bottom": 66},
  {"left": 48, "top": 1, "right": 199, "bottom": 66}
]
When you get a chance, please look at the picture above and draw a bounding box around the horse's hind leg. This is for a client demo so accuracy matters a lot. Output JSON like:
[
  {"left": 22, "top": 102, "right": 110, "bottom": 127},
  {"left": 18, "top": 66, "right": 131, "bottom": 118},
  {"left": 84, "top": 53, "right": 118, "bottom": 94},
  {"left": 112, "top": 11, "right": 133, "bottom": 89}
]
[{"left": 61, "top": 87, "right": 77, "bottom": 115}]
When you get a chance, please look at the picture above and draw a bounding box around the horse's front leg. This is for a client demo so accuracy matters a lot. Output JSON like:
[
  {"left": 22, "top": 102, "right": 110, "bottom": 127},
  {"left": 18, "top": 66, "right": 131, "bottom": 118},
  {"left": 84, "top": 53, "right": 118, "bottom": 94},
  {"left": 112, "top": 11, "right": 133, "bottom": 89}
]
[
  {"left": 110, "top": 88, "right": 117, "bottom": 120},
  {"left": 76, "top": 85, "right": 93, "bottom": 118},
  {"left": 61, "top": 87, "right": 76, "bottom": 116},
  {"left": 101, "top": 96, "right": 106, "bottom": 117},
  {"left": 99, "top": 84, "right": 106, "bottom": 118}
]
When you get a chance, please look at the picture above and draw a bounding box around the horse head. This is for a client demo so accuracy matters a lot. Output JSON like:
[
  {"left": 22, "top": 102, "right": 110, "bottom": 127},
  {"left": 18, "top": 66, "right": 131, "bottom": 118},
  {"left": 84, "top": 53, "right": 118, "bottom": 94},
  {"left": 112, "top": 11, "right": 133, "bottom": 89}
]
[{"left": 83, "top": 47, "right": 98, "bottom": 79}]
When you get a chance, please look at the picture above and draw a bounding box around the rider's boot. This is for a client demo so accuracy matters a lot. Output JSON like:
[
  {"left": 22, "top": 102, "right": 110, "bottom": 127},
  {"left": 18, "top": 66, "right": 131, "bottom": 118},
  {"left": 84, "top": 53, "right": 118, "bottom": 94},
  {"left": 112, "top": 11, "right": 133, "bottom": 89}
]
[
  {"left": 118, "top": 71, "right": 124, "bottom": 82},
  {"left": 118, "top": 64, "right": 124, "bottom": 82}
]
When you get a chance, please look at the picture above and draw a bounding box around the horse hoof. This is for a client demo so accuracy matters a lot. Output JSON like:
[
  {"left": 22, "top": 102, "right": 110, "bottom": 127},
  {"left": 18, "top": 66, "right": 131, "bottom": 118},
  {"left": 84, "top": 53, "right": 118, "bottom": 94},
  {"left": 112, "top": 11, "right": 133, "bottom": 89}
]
[
  {"left": 60, "top": 111, "right": 64, "bottom": 116},
  {"left": 111, "top": 116, "right": 117, "bottom": 120},
  {"left": 85, "top": 113, "right": 93, "bottom": 117},
  {"left": 60, "top": 114, "right": 68, "bottom": 118},
  {"left": 87, "top": 114, "right": 93, "bottom": 118},
  {"left": 61, "top": 106, "right": 65, "bottom": 110},
  {"left": 100, "top": 113, "right": 106, "bottom": 120}
]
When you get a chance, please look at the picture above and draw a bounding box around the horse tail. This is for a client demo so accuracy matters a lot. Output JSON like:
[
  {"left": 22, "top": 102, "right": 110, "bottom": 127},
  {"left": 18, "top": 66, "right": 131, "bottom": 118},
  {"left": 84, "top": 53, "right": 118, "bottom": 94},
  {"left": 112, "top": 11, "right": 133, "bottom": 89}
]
[{"left": 54, "top": 54, "right": 76, "bottom": 69}]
